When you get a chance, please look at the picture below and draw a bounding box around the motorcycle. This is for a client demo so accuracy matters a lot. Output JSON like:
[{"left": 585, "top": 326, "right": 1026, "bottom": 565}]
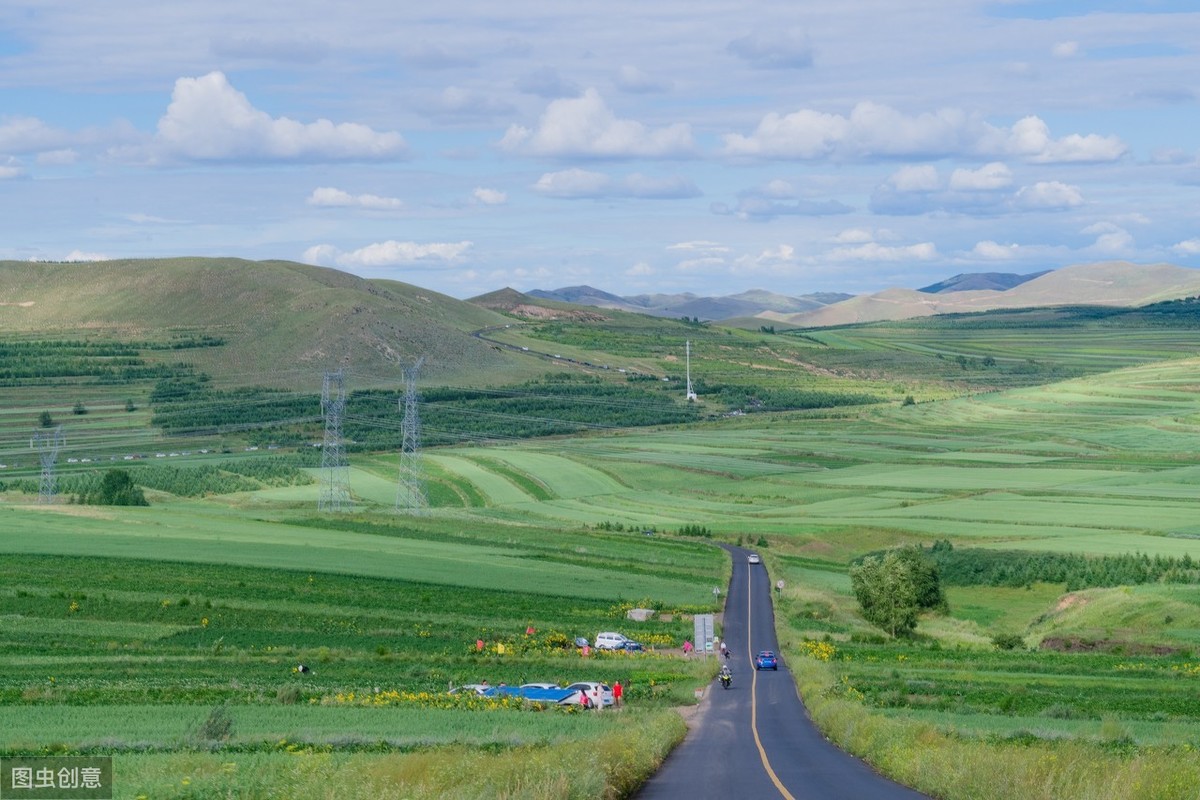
[{"left": 719, "top": 671, "right": 731, "bottom": 690}]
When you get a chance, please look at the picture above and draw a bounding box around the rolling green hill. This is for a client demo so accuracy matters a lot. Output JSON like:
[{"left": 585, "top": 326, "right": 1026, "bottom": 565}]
[{"left": 0, "top": 258, "right": 536, "bottom": 388}]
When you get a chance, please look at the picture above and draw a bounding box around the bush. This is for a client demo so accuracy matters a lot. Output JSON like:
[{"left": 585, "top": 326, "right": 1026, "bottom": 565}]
[{"left": 992, "top": 633, "right": 1025, "bottom": 651}]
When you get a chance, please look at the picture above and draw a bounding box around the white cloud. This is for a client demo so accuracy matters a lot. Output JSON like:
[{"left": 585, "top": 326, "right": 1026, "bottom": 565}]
[
  {"left": 156, "top": 71, "right": 407, "bottom": 161},
  {"left": 1052, "top": 41, "right": 1080, "bottom": 58},
  {"left": 0, "top": 157, "right": 24, "bottom": 180},
  {"left": 827, "top": 241, "right": 937, "bottom": 262},
  {"left": 62, "top": 250, "right": 111, "bottom": 262},
  {"left": 0, "top": 117, "right": 68, "bottom": 154},
  {"left": 1002, "top": 116, "right": 1125, "bottom": 163},
  {"left": 667, "top": 240, "right": 731, "bottom": 254},
  {"left": 1172, "top": 239, "right": 1200, "bottom": 256},
  {"left": 625, "top": 262, "right": 654, "bottom": 276},
  {"left": 1015, "top": 180, "right": 1084, "bottom": 209},
  {"left": 516, "top": 67, "right": 580, "bottom": 98},
  {"left": 499, "top": 88, "right": 695, "bottom": 158},
  {"left": 727, "top": 30, "right": 814, "bottom": 69},
  {"left": 36, "top": 149, "right": 78, "bottom": 166},
  {"left": 887, "top": 165, "right": 941, "bottom": 192},
  {"left": 307, "top": 187, "right": 404, "bottom": 210},
  {"left": 723, "top": 102, "right": 1126, "bottom": 163},
  {"left": 304, "top": 240, "right": 472, "bottom": 270},
  {"left": 472, "top": 187, "right": 507, "bottom": 205},
  {"left": 1082, "top": 222, "right": 1134, "bottom": 254},
  {"left": 532, "top": 168, "right": 699, "bottom": 199},
  {"left": 971, "top": 240, "right": 1020, "bottom": 259},
  {"left": 949, "top": 162, "right": 1012, "bottom": 191},
  {"left": 833, "top": 228, "right": 875, "bottom": 244}
]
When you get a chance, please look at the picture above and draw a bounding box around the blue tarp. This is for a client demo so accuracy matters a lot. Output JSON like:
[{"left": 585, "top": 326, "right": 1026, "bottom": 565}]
[{"left": 483, "top": 686, "right": 578, "bottom": 704}]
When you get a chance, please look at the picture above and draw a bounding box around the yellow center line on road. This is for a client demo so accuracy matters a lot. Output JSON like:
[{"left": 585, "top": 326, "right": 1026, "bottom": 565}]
[{"left": 747, "top": 560, "right": 797, "bottom": 800}]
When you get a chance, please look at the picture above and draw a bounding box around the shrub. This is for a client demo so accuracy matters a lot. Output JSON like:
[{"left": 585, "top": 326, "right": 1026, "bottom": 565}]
[{"left": 992, "top": 633, "right": 1025, "bottom": 651}]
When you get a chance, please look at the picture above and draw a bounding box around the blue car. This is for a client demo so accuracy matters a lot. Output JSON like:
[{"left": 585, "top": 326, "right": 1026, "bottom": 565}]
[{"left": 754, "top": 650, "right": 778, "bottom": 670}]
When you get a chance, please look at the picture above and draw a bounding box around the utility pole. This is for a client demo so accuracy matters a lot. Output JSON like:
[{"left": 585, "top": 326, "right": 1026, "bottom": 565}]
[
  {"left": 318, "top": 369, "right": 351, "bottom": 512},
  {"left": 31, "top": 425, "right": 64, "bottom": 503},
  {"left": 396, "top": 358, "right": 427, "bottom": 514}
]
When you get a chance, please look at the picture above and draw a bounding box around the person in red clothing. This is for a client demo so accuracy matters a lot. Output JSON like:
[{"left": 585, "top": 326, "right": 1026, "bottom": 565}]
[{"left": 612, "top": 680, "right": 623, "bottom": 706}]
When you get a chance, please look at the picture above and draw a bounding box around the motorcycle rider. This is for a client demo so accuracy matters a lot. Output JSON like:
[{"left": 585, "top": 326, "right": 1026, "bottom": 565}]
[{"left": 719, "top": 664, "right": 732, "bottom": 688}]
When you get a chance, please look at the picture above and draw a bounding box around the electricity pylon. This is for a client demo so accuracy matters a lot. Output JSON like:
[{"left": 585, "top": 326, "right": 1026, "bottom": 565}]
[
  {"left": 31, "top": 425, "right": 64, "bottom": 503},
  {"left": 318, "top": 369, "right": 351, "bottom": 512},
  {"left": 396, "top": 358, "right": 427, "bottom": 514}
]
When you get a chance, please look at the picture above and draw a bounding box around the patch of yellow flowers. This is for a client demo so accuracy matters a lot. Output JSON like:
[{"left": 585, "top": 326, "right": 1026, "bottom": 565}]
[{"left": 800, "top": 639, "right": 837, "bottom": 662}]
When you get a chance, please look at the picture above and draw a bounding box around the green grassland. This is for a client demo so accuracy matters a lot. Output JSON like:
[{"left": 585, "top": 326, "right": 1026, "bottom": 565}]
[{"left": 6, "top": 264, "right": 1200, "bottom": 797}]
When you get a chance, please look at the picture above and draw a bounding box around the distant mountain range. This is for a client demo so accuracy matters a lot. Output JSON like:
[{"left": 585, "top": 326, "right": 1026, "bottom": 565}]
[
  {"left": 525, "top": 263, "right": 1200, "bottom": 327},
  {"left": 526, "top": 285, "right": 853, "bottom": 320}
]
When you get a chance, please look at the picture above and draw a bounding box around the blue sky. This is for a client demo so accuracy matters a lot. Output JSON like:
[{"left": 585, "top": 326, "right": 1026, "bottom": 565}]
[{"left": 1, "top": 0, "right": 1198, "bottom": 299}]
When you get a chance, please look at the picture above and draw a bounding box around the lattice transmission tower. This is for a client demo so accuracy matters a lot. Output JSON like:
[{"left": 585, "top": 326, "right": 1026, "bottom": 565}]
[
  {"left": 318, "top": 369, "right": 351, "bottom": 512},
  {"left": 31, "top": 425, "right": 64, "bottom": 503},
  {"left": 396, "top": 358, "right": 427, "bottom": 514}
]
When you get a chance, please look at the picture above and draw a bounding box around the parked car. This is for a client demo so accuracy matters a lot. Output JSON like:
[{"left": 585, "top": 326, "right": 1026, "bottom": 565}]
[
  {"left": 449, "top": 683, "right": 491, "bottom": 695},
  {"left": 519, "top": 682, "right": 561, "bottom": 690},
  {"left": 748, "top": 553, "right": 761, "bottom": 564},
  {"left": 574, "top": 636, "right": 590, "bottom": 649},
  {"left": 594, "top": 632, "right": 630, "bottom": 650},
  {"left": 754, "top": 651, "right": 778, "bottom": 670},
  {"left": 564, "top": 681, "right": 614, "bottom": 707},
  {"left": 622, "top": 640, "right": 644, "bottom": 652}
]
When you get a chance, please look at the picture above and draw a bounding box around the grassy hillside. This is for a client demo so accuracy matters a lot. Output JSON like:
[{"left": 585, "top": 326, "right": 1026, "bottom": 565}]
[{"left": 0, "top": 258, "right": 534, "bottom": 388}]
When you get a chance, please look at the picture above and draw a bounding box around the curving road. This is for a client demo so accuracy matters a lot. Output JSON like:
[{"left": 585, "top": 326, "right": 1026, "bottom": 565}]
[{"left": 636, "top": 544, "right": 926, "bottom": 800}]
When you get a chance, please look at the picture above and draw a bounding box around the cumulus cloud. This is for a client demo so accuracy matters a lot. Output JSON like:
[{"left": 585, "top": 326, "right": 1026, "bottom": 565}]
[
  {"left": 833, "top": 228, "right": 876, "bottom": 244},
  {"left": 472, "top": 187, "right": 507, "bottom": 205},
  {"left": 1015, "top": 180, "right": 1084, "bottom": 209},
  {"left": 1051, "top": 41, "right": 1080, "bottom": 58},
  {"left": 0, "top": 117, "right": 69, "bottom": 154},
  {"left": 307, "top": 187, "right": 404, "bottom": 210},
  {"left": 499, "top": 88, "right": 695, "bottom": 158},
  {"left": 1172, "top": 239, "right": 1200, "bottom": 255},
  {"left": 532, "top": 168, "right": 699, "bottom": 199},
  {"left": 971, "top": 240, "right": 1021, "bottom": 259},
  {"left": 1082, "top": 222, "right": 1133, "bottom": 254},
  {"left": 303, "top": 240, "right": 472, "bottom": 270},
  {"left": 887, "top": 164, "right": 941, "bottom": 192},
  {"left": 727, "top": 30, "right": 814, "bottom": 69},
  {"left": 722, "top": 102, "right": 1126, "bottom": 163},
  {"left": 62, "top": 250, "right": 111, "bottom": 262},
  {"left": 949, "top": 162, "right": 1012, "bottom": 191},
  {"left": 156, "top": 72, "right": 407, "bottom": 161},
  {"left": 827, "top": 241, "right": 938, "bottom": 262}
]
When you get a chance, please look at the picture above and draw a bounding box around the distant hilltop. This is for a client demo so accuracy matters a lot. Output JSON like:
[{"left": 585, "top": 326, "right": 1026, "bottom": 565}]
[{"left": 525, "top": 262, "right": 1200, "bottom": 328}]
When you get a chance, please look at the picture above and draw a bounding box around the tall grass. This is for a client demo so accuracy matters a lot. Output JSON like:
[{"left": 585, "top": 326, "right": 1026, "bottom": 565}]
[{"left": 788, "top": 641, "right": 1200, "bottom": 800}]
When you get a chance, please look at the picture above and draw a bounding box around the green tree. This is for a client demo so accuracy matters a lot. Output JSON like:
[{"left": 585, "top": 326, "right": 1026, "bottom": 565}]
[
  {"left": 850, "top": 551, "right": 920, "bottom": 637},
  {"left": 82, "top": 469, "right": 148, "bottom": 506},
  {"left": 73, "top": 400, "right": 87, "bottom": 415},
  {"left": 125, "top": 398, "right": 136, "bottom": 413},
  {"left": 38, "top": 410, "right": 53, "bottom": 428},
  {"left": 895, "top": 544, "right": 948, "bottom": 612}
]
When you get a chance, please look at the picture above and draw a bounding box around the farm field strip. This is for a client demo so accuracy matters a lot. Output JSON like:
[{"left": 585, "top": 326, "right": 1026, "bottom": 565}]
[
  {"left": 0, "top": 507, "right": 708, "bottom": 604},
  {"left": 0, "top": 704, "right": 630, "bottom": 749},
  {"left": 425, "top": 454, "right": 536, "bottom": 505}
]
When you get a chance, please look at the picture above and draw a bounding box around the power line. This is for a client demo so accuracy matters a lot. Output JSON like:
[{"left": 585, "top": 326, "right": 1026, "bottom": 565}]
[{"left": 30, "top": 425, "right": 64, "bottom": 503}]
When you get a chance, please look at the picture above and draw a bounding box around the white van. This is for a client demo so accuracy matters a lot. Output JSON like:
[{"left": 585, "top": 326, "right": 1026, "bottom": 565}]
[{"left": 594, "top": 632, "right": 630, "bottom": 650}]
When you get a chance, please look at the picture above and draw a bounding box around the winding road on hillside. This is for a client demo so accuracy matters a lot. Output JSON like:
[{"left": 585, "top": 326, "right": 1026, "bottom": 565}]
[{"left": 636, "top": 545, "right": 926, "bottom": 800}]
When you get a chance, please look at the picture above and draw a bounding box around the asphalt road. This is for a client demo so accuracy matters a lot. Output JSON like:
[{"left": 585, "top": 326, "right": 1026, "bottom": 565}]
[{"left": 636, "top": 544, "right": 926, "bottom": 800}]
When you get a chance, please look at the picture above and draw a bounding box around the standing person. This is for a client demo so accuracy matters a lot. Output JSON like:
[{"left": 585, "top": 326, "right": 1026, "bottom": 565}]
[
  {"left": 612, "top": 680, "right": 623, "bottom": 707},
  {"left": 579, "top": 689, "right": 591, "bottom": 709},
  {"left": 591, "top": 685, "right": 603, "bottom": 711},
  {"left": 682, "top": 639, "right": 693, "bottom": 655}
]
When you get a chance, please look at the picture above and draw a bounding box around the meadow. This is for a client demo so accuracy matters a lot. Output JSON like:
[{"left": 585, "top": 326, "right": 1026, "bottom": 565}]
[{"left": 4, "top": 302, "right": 1200, "bottom": 797}]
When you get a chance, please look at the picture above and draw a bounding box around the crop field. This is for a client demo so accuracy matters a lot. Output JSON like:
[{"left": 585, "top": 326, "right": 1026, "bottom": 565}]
[{"left": 5, "top": 305, "right": 1200, "bottom": 797}]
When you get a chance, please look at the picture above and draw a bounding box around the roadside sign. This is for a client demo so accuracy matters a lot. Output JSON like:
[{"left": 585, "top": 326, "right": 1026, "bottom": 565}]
[{"left": 694, "top": 613, "right": 714, "bottom": 660}]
